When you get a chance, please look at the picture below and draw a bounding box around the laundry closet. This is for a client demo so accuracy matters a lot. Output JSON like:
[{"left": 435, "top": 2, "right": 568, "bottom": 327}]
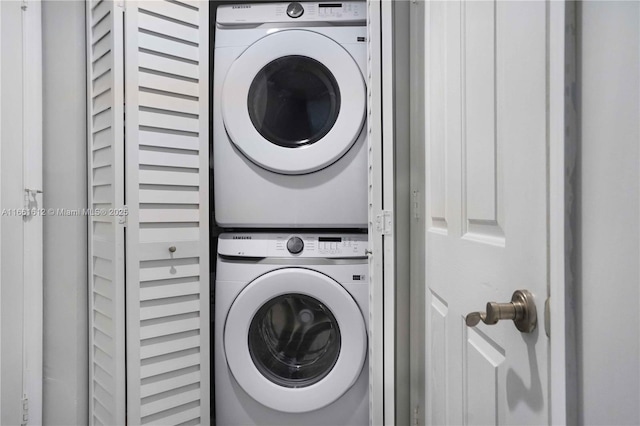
[{"left": 85, "top": 1, "right": 401, "bottom": 425}]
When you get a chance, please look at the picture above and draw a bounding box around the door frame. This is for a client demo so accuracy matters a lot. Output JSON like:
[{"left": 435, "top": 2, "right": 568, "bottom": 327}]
[
  {"left": 408, "top": 0, "right": 426, "bottom": 424},
  {"left": 407, "top": 0, "right": 570, "bottom": 424},
  {"left": 0, "top": 0, "right": 43, "bottom": 423},
  {"left": 0, "top": 2, "right": 3, "bottom": 420},
  {"left": 22, "top": 1, "right": 44, "bottom": 423},
  {"left": 368, "top": 1, "right": 392, "bottom": 424},
  {"left": 367, "top": 0, "right": 385, "bottom": 422},
  {"left": 369, "top": 0, "right": 412, "bottom": 424},
  {"left": 548, "top": 1, "right": 570, "bottom": 423}
]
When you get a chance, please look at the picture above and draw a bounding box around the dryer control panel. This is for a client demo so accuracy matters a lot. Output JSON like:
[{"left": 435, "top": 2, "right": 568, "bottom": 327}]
[
  {"left": 218, "top": 233, "right": 368, "bottom": 258},
  {"left": 217, "top": 2, "right": 366, "bottom": 26}
]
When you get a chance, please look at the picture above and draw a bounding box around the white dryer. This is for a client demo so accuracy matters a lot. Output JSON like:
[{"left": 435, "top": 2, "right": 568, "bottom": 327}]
[
  {"left": 215, "top": 233, "right": 369, "bottom": 425},
  {"left": 213, "top": 2, "right": 368, "bottom": 228}
]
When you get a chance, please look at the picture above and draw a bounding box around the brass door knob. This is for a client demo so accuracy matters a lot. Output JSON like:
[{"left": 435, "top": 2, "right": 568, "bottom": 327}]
[
  {"left": 169, "top": 246, "right": 177, "bottom": 253},
  {"left": 465, "top": 290, "right": 537, "bottom": 333}
]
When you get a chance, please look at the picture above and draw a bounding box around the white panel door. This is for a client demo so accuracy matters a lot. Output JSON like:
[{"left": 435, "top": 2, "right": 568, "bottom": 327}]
[
  {"left": 423, "top": 1, "right": 550, "bottom": 424},
  {"left": 124, "top": 2, "right": 210, "bottom": 425}
]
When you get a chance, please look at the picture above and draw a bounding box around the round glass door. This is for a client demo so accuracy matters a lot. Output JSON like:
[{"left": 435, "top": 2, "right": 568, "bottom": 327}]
[
  {"left": 248, "top": 56, "right": 341, "bottom": 149},
  {"left": 224, "top": 268, "right": 367, "bottom": 413},
  {"left": 249, "top": 293, "right": 341, "bottom": 388},
  {"left": 221, "top": 30, "right": 366, "bottom": 175}
]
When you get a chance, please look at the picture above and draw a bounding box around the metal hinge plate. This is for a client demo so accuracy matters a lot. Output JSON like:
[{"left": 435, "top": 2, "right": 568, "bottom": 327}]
[
  {"left": 376, "top": 210, "right": 393, "bottom": 235},
  {"left": 21, "top": 396, "right": 28, "bottom": 424},
  {"left": 24, "top": 188, "right": 43, "bottom": 216},
  {"left": 117, "top": 205, "right": 128, "bottom": 227}
]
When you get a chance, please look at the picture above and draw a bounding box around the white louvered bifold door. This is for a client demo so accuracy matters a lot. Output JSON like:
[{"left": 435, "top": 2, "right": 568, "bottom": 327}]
[
  {"left": 88, "top": 1, "right": 209, "bottom": 424},
  {"left": 366, "top": 1, "right": 385, "bottom": 425},
  {"left": 87, "top": 1, "right": 127, "bottom": 425},
  {"left": 124, "top": 1, "right": 210, "bottom": 425}
]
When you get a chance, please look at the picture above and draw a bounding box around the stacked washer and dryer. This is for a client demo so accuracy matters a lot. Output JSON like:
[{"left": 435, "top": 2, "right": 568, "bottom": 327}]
[{"left": 213, "top": 2, "right": 369, "bottom": 425}]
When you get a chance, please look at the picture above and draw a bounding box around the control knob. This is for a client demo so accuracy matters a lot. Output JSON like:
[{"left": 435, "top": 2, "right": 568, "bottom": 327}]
[
  {"left": 286, "top": 2, "right": 304, "bottom": 18},
  {"left": 287, "top": 236, "right": 304, "bottom": 254}
]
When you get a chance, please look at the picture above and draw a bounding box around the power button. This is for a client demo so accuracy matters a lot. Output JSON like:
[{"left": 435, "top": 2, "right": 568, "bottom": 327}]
[{"left": 286, "top": 2, "right": 304, "bottom": 18}]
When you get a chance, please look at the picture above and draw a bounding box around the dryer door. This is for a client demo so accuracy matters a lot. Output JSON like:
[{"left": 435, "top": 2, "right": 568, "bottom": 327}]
[
  {"left": 224, "top": 268, "right": 367, "bottom": 413},
  {"left": 221, "top": 29, "right": 366, "bottom": 175}
]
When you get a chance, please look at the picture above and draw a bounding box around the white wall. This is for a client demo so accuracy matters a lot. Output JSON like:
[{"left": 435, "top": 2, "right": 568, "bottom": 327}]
[
  {"left": 1, "top": 2, "right": 26, "bottom": 423},
  {"left": 577, "top": 2, "right": 640, "bottom": 424},
  {"left": 41, "top": 1, "right": 88, "bottom": 424}
]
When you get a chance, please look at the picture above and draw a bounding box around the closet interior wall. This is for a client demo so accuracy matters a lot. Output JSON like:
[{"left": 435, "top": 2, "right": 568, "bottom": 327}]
[{"left": 42, "top": 2, "right": 88, "bottom": 425}]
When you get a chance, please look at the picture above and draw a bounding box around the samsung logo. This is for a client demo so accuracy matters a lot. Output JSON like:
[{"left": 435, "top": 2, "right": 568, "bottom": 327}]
[
  {"left": 232, "top": 236, "right": 252, "bottom": 240},
  {"left": 232, "top": 5, "right": 251, "bottom": 8}
]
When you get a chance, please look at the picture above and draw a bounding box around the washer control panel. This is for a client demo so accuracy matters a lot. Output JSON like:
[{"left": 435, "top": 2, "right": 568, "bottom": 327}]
[{"left": 219, "top": 233, "right": 368, "bottom": 258}]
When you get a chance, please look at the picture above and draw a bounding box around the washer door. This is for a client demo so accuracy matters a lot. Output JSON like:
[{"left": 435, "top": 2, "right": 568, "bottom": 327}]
[
  {"left": 221, "top": 30, "right": 366, "bottom": 175},
  {"left": 224, "top": 268, "right": 367, "bottom": 413}
]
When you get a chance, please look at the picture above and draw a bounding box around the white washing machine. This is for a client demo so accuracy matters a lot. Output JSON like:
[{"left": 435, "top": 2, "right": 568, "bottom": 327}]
[
  {"left": 215, "top": 233, "right": 369, "bottom": 425},
  {"left": 213, "top": 2, "right": 368, "bottom": 228}
]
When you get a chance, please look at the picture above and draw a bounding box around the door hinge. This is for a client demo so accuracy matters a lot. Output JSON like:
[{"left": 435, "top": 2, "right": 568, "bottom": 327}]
[
  {"left": 413, "top": 405, "right": 420, "bottom": 426},
  {"left": 412, "top": 190, "right": 420, "bottom": 220},
  {"left": 21, "top": 396, "right": 28, "bottom": 424},
  {"left": 117, "top": 205, "right": 128, "bottom": 227},
  {"left": 376, "top": 210, "right": 393, "bottom": 235},
  {"left": 544, "top": 297, "right": 551, "bottom": 338},
  {"left": 24, "top": 188, "right": 43, "bottom": 215}
]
